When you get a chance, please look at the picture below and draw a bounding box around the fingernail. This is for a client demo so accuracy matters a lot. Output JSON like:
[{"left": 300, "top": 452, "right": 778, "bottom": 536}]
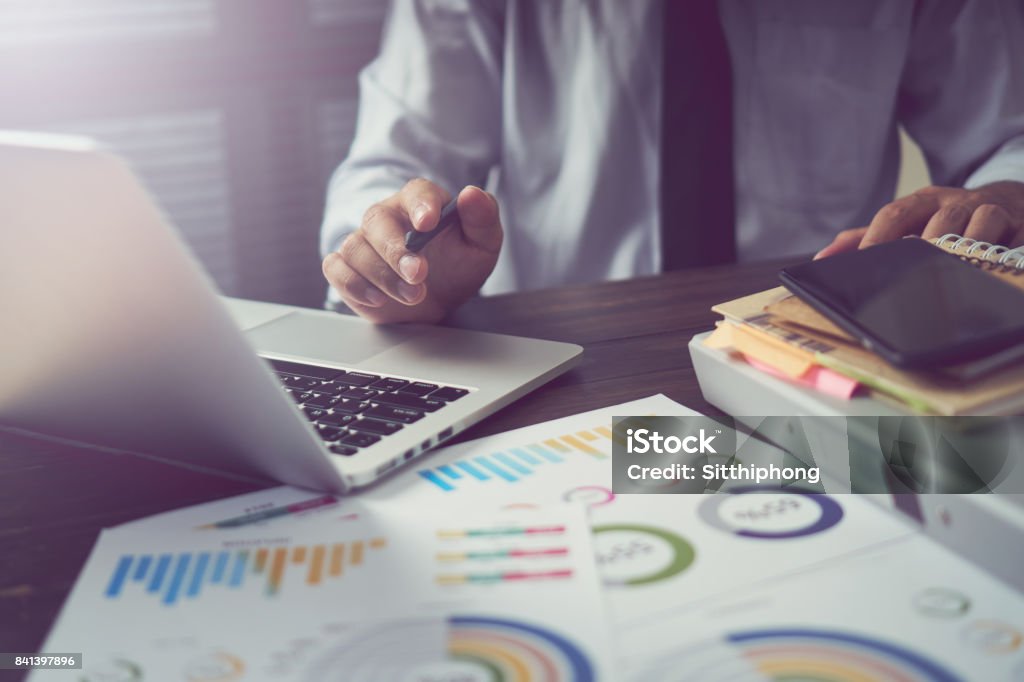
[
  {"left": 397, "top": 281, "right": 422, "bottom": 304},
  {"left": 413, "top": 203, "right": 430, "bottom": 228},
  {"left": 363, "top": 287, "right": 387, "bottom": 307},
  {"left": 399, "top": 254, "right": 422, "bottom": 283},
  {"left": 813, "top": 249, "right": 825, "bottom": 260}
]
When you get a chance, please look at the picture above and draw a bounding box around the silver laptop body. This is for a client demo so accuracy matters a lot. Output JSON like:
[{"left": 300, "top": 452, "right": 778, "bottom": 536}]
[{"left": 0, "top": 135, "right": 581, "bottom": 493}]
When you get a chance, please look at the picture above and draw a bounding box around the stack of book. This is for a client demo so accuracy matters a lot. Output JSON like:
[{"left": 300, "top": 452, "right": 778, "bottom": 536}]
[{"left": 704, "top": 235, "right": 1024, "bottom": 416}]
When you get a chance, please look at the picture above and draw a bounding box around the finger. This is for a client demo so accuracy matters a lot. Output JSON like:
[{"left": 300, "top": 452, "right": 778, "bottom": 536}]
[
  {"left": 963, "top": 203, "right": 1013, "bottom": 245},
  {"left": 339, "top": 231, "right": 425, "bottom": 305},
  {"left": 921, "top": 203, "right": 972, "bottom": 241},
  {"left": 397, "top": 178, "right": 452, "bottom": 232},
  {"left": 1010, "top": 226, "right": 1024, "bottom": 249},
  {"left": 322, "top": 250, "right": 388, "bottom": 308},
  {"left": 360, "top": 202, "right": 428, "bottom": 285},
  {"left": 860, "top": 194, "right": 939, "bottom": 249},
  {"left": 814, "top": 227, "right": 868, "bottom": 260},
  {"left": 455, "top": 185, "right": 503, "bottom": 253}
]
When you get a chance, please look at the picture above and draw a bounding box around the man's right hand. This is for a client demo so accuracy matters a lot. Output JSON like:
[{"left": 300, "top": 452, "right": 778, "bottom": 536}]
[{"left": 323, "top": 179, "right": 503, "bottom": 324}]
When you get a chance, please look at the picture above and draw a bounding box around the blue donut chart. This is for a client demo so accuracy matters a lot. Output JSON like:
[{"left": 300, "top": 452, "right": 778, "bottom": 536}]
[{"left": 698, "top": 487, "right": 844, "bottom": 539}]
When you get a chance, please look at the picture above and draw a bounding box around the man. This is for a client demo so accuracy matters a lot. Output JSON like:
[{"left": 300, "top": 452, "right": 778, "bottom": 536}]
[{"left": 321, "top": 0, "right": 1024, "bottom": 324}]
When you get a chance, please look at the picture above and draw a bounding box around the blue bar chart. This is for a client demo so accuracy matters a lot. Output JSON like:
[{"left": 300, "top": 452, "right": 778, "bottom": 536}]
[{"left": 417, "top": 425, "right": 614, "bottom": 491}]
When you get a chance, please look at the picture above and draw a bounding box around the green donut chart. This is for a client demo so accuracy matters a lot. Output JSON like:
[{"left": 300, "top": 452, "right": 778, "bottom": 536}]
[{"left": 592, "top": 523, "right": 696, "bottom": 587}]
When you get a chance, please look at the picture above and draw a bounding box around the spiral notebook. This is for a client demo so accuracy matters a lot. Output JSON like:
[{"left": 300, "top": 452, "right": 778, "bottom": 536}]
[{"left": 711, "top": 235, "right": 1024, "bottom": 415}]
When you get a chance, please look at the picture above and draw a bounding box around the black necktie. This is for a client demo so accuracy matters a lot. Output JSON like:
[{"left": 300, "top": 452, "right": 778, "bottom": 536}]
[{"left": 660, "top": 0, "right": 736, "bottom": 270}]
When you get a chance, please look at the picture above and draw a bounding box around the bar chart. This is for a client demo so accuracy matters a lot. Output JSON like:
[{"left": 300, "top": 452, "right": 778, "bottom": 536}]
[
  {"left": 434, "top": 524, "right": 575, "bottom": 586},
  {"left": 103, "top": 537, "right": 387, "bottom": 605},
  {"left": 417, "top": 424, "right": 615, "bottom": 491}
]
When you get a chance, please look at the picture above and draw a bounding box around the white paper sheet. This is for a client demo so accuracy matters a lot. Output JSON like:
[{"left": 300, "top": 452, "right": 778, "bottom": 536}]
[
  {"left": 617, "top": 533, "right": 1024, "bottom": 681},
  {"left": 33, "top": 503, "right": 613, "bottom": 681},
  {"left": 356, "top": 394, "right": 915, "bottom": 624},
  {"left": 36, "top": 394, "right": 1021, "bottom": 680},
  {"left": 110, "top": 395, "right": 918, "bottom": 640}
]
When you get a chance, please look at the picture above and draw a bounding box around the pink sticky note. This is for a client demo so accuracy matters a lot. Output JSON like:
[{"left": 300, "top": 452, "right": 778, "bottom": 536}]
[{"left": 745, "top": 356, "right": 859, "bottom": 400}]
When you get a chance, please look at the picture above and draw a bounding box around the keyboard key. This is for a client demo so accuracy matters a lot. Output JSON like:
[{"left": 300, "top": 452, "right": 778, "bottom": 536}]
[
  {"left": 340, "top": 432, "right": 381, "bottom": 448},
  {"left": 331, "top": 399, "right": 370, "bottom": 415},
  {"left": 304, "top": 393, "right": 341, "bottom": 409},
  {"left": 302, "top": 407, "right": 330, "bottom": 421},
  {"left": 316, "top": 425, "right": 346, "bottom": 441},
  {"left": 329, "top": 444, "right": 359, "bottom": 456},
  {"left": 341, "top": 372, "right": 380, "bottom": 387},
  {"left": 376, "top": 393, "right": 445, "bottom": 412},
  {"left": 315, "top": 381, "right": 353, "bottom": 396},
  {"left": 319, "top": 412, "right": 357, "bottom": 427},
  {"left": 398, "top": 381, "right": 438, "bottom": 396},
  {"left": 266, "top": 358, "right": 346, "bottom": 381},
  {"left": 316, "top": 383, "right": 380, "bottom": 400},
  {"left": 350, "top": 418, "right": 404, "bottom": 436},
  {"left": 365, "top": 404, "right": 424, "bottom": 424},
  {"left": 429, "top": 386, "right": 469, "bottom": 401},
  {"left": 370, "top": 377, "right": 409, "bottom": 392},
  {"left": 291, "top": 391, "right": 320, "bottom": 404},
  {"left": 338, "top": 387, "right": 378, "bottom": 401}
]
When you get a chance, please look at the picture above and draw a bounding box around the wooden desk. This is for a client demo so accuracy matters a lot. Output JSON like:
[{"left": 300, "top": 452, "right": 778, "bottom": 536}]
[{"left": 0, "top": 258, "right": 793, "bottom": 657}]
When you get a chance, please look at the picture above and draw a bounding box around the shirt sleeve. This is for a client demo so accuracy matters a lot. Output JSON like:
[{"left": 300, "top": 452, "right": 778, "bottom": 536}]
[
  {"left": 897, "top": 0, "right": 1024, "bottom": 189},
  {"left": 319, "top": 0, "right": 505, "bottom": 257}
]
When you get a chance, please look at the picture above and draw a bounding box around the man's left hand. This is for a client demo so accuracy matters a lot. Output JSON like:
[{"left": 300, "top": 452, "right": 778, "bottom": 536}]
[{"left": 815, "top": 181, "right": 1024, "bottom": 259}]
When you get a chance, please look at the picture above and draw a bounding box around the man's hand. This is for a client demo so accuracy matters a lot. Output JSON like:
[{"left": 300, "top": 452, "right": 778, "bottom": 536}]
[
  {"left": 815, "top": 181, "right": 1024, "bottom": 259},
  {"left": 323, "top": 179, "right": 503, "bottom": 324}
]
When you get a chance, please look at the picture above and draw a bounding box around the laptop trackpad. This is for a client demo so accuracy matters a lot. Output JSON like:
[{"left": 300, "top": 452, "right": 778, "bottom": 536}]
[{"left": 243, "top": 310, "right": 422, "bottom": 366}]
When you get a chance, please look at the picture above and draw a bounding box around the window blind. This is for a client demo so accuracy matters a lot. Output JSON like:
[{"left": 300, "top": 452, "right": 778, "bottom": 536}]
[{"left": 0, "top": 0, "right": 387, "bottom": 306}]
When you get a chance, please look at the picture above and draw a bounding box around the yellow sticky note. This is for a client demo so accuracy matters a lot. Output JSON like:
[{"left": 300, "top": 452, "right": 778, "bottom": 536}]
[
  {"left": 730, "top": 324, "right": 815, "bottom": 378},
  {"left": 704, "top": 323, "right": 736, "bottom": 349}
]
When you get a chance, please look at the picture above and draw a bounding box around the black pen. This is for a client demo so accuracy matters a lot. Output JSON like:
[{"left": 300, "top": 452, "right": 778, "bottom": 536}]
[{"left": 405, "top": 197, "right": 460, "bottom": 252}]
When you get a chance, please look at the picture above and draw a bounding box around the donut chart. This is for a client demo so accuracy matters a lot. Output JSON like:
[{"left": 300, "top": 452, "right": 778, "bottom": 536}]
[
  {"left": 451, "top": 616, "right": 595, "bottom": 681},
  {"left": 638, "top": 628, "right": 962, "bottom": 682},
  {"left": 302, "top": 615, "right": 595, "bottom": 681},
  {"left": 728, "top": 629, "right": 961, "bottom": 681},
  {"left": 562, "top": 485, "right": 615, "bottom": 508},
  {"left": 913, "top": 587, "right": 971, "bottom": 619},
  {"left": 698, "top": 488, "right": 843, "bottom": 540},
  {"left": 80, "top": 659, "right": 144, "bottom": 682},
  {"left": 184, "top": 651, "right": 245, "bottom": 681},
  {"left": 592, "top": 524, "right": 696, "bottom": 587}
]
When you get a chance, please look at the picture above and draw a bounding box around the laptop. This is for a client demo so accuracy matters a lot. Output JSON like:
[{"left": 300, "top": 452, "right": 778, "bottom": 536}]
[{"left": 0, "top": 134, "right": 582, "bottom": 493}]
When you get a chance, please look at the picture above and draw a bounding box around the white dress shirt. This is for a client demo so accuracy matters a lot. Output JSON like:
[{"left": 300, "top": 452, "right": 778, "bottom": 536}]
[{"left": 321, "top": 0, "right": 1024, "bottom": 297}]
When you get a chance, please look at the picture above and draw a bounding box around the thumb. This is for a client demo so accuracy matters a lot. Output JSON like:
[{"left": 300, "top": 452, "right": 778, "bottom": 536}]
[{"left": 456, "top": 186, "right": 503, "bottom": 253}]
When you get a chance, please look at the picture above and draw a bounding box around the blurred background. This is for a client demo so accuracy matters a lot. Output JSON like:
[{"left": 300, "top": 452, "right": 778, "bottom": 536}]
[
  {"left": 0, "top": 0, "right": 931, "bottom": 309},
  {"left": 0, "top": 0, "right": 386, "bottom": 307}
]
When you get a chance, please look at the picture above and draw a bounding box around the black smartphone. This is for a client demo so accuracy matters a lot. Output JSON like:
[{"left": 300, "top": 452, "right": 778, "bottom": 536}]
[{"left": 778, "top": 238, "right": 1024, "bottom": 369}]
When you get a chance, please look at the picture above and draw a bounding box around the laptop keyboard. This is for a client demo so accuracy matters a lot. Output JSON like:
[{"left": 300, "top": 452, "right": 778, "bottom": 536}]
[{"left": 264, "top": 358, "right": 468, "bottom": 457}]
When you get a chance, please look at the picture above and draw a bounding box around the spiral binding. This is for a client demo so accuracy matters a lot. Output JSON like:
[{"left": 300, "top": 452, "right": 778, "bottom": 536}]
[{"left": 934, "top": 234, "right": 1024, "bottom": 272}]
